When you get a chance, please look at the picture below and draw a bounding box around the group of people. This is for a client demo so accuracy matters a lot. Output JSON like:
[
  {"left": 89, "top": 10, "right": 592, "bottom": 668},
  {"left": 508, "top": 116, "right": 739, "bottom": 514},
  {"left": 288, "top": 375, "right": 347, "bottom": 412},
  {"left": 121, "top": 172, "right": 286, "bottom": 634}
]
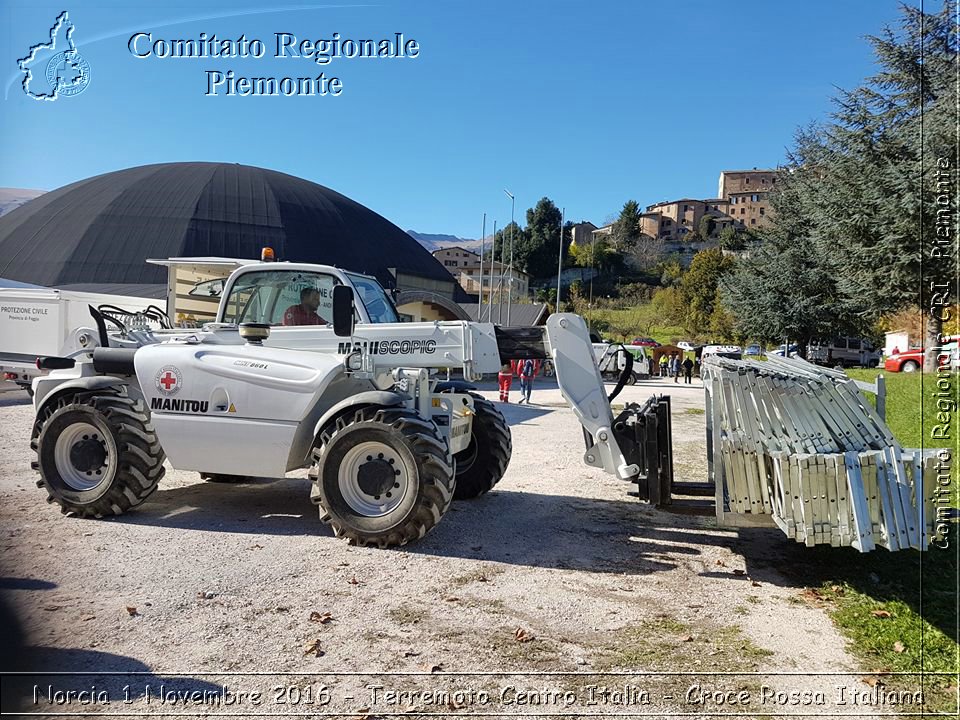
[
  {"left": 498, "top": 358, "right": 540, "bottom": 404},
  {"left": 658, "top": 352, "right": 695, "bottom": 384}
]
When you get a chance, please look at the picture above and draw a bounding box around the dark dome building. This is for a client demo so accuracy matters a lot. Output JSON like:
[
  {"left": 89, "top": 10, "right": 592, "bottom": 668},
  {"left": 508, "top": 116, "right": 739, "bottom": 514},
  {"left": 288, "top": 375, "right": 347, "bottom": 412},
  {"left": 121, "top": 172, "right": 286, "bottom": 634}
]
[{"left": 0, "top": 162, "right": 467, "bottom": 318}]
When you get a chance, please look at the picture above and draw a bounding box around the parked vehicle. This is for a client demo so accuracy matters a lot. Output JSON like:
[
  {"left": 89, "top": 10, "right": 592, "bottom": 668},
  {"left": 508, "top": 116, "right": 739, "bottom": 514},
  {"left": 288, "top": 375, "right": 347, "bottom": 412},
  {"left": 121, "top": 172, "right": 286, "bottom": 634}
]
[
  {"left": 0, "top": 287, "right": 160, "bottom": 394},
  {"left": 677, "top": 341, "right": 696, "bottom": 351},
  {"left": 28, "top": 252, "right": 667, "bottom": 548},
  {"left": 701, "top": 344, "right": 742, "bottom": 360},
  {"left": 884, "top": 346, "right": 957, "bottom": 373},
  {"left": 809, "top": 336, "right": 882, "bottom": 368},
  {"left": 771, "top": 343, "right": 799, "bottom": 358},
  {"left": 631, "top": 337, "right": 659, "bottom": 348},
  {"left": 744, "top": 344, "right": 764, "bottom": 357}
]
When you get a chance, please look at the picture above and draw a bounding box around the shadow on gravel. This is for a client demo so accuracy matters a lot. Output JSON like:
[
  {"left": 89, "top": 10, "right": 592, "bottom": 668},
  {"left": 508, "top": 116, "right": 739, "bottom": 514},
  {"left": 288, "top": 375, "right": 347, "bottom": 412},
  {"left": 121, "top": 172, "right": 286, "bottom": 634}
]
[
  {"left": 0, "top": 392, "right": 31, "bottom": 408},
  {"left": 113, "top": 476, "right": 324, "bottom": 537},
  {"left": 0, "top": 577, "right": 57, "bottom": 591},
  {"left": 408, "top": 490, "right": 728, "bottom": 575}
]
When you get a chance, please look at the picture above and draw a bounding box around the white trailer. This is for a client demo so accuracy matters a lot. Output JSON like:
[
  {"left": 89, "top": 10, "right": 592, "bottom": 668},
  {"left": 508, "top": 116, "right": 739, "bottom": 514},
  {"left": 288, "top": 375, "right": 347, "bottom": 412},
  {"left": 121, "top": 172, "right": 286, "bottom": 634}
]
[{"left": 0, "top": 288, "right": 159, "bottom": 394}]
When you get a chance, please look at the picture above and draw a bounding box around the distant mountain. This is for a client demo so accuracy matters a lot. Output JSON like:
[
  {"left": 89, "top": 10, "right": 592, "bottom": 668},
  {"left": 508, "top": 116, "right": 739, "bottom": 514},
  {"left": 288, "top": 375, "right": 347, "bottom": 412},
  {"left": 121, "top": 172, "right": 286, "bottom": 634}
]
[
  {"left": 407, "top": 230, "right": 485, "bottom": 253},
  {"left": 0, "top": 188, "right": 45, "bottom": 217}
]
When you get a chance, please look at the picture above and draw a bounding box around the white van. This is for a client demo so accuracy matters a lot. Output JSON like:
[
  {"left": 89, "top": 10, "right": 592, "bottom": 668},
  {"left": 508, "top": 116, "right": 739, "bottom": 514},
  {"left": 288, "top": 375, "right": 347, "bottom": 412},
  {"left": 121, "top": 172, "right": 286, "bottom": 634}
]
[{"left": 808, "top": 336, "right": 882, "bottom": 368}]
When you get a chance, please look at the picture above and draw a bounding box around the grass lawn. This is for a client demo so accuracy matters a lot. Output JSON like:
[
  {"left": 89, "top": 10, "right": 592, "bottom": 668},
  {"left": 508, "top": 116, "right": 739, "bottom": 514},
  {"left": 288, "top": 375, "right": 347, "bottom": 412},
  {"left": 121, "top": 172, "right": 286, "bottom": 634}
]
[{"left": 781, "top": 369, "right": 959, "bottom": 713}]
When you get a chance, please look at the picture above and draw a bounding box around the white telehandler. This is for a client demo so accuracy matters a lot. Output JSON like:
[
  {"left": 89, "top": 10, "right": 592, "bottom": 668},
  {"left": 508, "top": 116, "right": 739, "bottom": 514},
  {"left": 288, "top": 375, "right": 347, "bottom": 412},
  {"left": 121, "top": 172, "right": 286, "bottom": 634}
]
[{"left": 29, "top": 255, "right": 670, "bottom": 547}]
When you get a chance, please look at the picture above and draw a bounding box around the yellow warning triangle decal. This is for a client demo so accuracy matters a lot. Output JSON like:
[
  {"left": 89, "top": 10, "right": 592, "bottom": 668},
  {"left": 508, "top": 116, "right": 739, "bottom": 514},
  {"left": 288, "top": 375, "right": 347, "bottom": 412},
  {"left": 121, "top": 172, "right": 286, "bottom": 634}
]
[{"left": 228, "top": 403, "right": 236, "bottom": 413}]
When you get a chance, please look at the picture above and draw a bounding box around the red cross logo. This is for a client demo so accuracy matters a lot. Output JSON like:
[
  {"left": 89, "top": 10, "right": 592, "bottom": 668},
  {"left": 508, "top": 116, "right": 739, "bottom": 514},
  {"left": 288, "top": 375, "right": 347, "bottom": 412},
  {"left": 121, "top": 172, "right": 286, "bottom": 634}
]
[{"left": 156, "top": 366, "right": 181, "bottom": 395}]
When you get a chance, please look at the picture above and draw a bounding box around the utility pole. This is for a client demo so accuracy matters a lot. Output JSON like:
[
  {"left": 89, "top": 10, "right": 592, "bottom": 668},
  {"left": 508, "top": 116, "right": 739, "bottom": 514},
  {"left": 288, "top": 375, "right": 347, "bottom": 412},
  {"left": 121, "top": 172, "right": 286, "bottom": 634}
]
[
  {"left": 556, "top": 207, "right": 564, "bottom": 313},
  {"left": 478, "top": 212, "right": 486, "bottom": 321},
  {"left": 504, "top": 189, "right": 514, "bottom": 326},
  {"left": 489, "top": 220, "right": 498, "bottom": 322}
]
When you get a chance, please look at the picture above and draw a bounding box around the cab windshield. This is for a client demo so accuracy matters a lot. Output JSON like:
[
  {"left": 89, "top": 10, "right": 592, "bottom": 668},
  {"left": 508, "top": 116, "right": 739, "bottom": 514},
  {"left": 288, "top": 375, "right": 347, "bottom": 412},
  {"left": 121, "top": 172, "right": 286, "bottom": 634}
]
[
  {"left": 220, "top": 268, "right": 399, "bottom": 325},
  {"left": 220, "top": 270, "right": 338, "bottom": 326},
  {"left": 345, "top": 272, "right": 399, "bottom": 324}
]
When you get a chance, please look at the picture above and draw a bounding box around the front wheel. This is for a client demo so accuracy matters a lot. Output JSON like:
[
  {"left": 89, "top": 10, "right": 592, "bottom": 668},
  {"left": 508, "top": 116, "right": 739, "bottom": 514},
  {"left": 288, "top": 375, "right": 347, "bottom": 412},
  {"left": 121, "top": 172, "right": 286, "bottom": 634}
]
[
  {"left": 452, "top": 392, "right": 512, "bottom": 499},
  {"left": 310, "top": 407, "right": 455, "bottom": 547},
  {"left": 31, "top": 394, "right": 165, "bottom": 517},
  {"left": 901, "top": 360, "right": 920, "bottom": 373}
]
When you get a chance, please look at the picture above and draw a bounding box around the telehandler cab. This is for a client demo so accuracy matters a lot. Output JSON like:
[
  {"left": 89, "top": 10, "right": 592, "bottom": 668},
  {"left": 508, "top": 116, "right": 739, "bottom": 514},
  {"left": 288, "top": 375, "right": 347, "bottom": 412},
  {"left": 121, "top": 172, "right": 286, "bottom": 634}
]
[{"left": 29, "top": 255, "right": 668, "bottom": 547}]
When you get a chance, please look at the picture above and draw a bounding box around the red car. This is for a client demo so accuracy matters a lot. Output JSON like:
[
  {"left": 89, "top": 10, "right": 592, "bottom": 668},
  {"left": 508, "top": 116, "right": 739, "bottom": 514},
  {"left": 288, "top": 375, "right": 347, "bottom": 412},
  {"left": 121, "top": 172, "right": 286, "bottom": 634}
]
[
  {"left": 884, "top": 347, "right": 923, "bottom": 372},
  {"left": 631, "top": 337, "right": 660, "bottom": 348}
]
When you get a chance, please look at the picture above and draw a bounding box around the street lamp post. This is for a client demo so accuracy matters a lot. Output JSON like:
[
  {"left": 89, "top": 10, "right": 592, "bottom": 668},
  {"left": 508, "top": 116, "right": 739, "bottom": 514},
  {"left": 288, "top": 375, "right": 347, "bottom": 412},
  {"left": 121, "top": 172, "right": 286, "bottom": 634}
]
[
  {"left": 489, "top": 219, "right": 498, "bottom": 322},
  {"left": 504, "top": 189, "right": 515, "bottom": 326},
  {"left": 556, "top": 206, "right": 564, "bottom": 312},
  {"left": 478, "top": 212, "right": 486, "bottom": 321}
]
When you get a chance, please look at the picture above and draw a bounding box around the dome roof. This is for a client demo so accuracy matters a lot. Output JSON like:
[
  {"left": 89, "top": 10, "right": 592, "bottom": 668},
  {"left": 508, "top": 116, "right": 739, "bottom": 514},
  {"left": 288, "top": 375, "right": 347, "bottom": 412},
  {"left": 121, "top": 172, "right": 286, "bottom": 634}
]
[{"left": 0, "top": 162, "right": 452, "bottom": 291}]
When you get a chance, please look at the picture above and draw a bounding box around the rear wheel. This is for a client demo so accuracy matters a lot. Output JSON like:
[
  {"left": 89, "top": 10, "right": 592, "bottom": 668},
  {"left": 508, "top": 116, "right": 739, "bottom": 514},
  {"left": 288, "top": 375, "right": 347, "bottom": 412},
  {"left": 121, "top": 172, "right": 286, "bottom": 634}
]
[
  {"left": 310, "top": 407, "right": 454, "bottom": 547},
  {"left": 32, "top": 394, "right": 165, "bottom": 517},
  {"left": 452, "top": 392, "right": 512, "bottom": 499}
]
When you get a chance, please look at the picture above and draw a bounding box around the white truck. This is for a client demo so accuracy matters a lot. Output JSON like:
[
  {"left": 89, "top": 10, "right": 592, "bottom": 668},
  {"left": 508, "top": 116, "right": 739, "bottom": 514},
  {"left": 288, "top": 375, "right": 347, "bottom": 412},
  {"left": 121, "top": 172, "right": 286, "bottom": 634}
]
[
  {"left": 0, "top": 287, "right": 161, "bottom": 394},
  {"left": 28, "top": 252, "right": 671, "bottom": 547}
]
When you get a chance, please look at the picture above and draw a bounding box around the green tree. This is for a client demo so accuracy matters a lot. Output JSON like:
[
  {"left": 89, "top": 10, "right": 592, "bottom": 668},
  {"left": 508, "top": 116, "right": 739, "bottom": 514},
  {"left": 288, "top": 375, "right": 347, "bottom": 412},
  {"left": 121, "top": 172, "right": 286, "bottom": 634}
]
[
  {"left": 718, "top": 226, "right": 747, "bottom": 251},
  {"left": 722, "top": 170, "right": 869, "bottom": 356},
  {"left": 678, "top": 248, "right": 735, "bottom": 335},
  {"left": 698, "top": 215, "right": 716, "bottom": 240},
  {"left": 512, "top": 197, "right": 564, "bottom": 279},
  {"left": 611, "top": 200, "right": 642, "bottom": 251},
  {"left": 492, "top": 221, "right": 526, "bottom": 269},
  {"left": 782, "top": 2, "right": 958, "bottom": 369}
]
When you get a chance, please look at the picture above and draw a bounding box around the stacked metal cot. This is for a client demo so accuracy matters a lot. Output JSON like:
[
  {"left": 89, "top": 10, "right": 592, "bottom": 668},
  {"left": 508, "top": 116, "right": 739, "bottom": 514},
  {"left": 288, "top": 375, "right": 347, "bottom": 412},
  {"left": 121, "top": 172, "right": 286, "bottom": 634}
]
[{"left": 702, "top": 354, "right": 941, "bottom": 552}]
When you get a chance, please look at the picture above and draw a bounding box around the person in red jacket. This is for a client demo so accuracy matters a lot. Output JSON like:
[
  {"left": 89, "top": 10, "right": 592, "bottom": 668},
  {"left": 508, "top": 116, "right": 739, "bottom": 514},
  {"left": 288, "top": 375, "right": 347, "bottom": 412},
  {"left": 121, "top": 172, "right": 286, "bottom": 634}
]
[
  {"left": 282, "top": 287, "right": 326, "bottom": 326},
  {"left": 498, "top": 362, "right": 513, "bottom": 402}
]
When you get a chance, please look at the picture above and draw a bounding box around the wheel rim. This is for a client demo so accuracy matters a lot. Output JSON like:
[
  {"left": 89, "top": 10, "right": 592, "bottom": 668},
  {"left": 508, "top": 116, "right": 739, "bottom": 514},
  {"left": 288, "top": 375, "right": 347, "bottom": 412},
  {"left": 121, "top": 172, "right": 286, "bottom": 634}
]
[
  {"left": 903, "top": 362, "right": 918, "bottom": 373},
  {"left": 455, "top": 435, "right": 479, "bottom": 475},
  {"left": 54, "top": 422, "right": 116, "bottom": 491},
  {"left": 338, "top": 441, "right": 410, "bottom": 517}
]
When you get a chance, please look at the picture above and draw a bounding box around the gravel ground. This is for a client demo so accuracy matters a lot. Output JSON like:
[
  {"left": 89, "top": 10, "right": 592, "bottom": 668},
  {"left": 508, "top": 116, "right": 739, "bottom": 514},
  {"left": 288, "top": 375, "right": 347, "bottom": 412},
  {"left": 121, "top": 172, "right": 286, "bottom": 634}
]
[{"left": 0, "top": 378, "right": 886, "bottom": 719}]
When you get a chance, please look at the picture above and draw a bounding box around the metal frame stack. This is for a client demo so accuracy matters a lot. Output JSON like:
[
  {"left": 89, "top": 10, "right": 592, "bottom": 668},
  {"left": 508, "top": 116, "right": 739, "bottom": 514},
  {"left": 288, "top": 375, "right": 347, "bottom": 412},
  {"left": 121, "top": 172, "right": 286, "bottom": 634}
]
[{"left": 702, "top": 354, "right": 938, "bottom": 552}]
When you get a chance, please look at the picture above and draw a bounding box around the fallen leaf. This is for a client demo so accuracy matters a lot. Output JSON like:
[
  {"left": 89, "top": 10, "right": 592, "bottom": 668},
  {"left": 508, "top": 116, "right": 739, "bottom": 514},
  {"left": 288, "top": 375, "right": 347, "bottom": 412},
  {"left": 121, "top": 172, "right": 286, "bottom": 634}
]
[
  {"left": 716, "top": 559, "right": 725, "bottom": 566},
  {"left": 348, "top": 576, "right": 365, "bottom": 585},
  {"left": 443, "top": 596, "right": 460, "bottom": 603},
  {"left": 732, "top": 569, "right": 746, "bottom": 576},
  {"left": 302, "top": 639, "right": 324, "bottom": 657},
  {"left": 870, "top": 609, "right": 892, "bottom": 618},
  {"left": 681, "top": 635, "right": 694, "bottom": 642},
  {"left": 751, "top": 580, "right": 761, "bottom": 587},
  {"left": 514, "top": 627, "right": 535, "bottom": 643},
  {"left": 421, "top": 662, "right": 443, "bottom": 673},
  {"left": 248, "top": 544, "right": 264, "bottom": 550},
  {"left": 125, "top": 606, "right": 138, "bottom": 616},
  {"left": 477, "top": 574, "right": 489, "bottom": 582},
  {"left": 309, "top": 611, "right": 333, "bottom": 624},
  {"left": 893, "top": 641, "right": 905, "bottom": 653},
  {"left": 401, "top": 650, "right": 420, "bottom": 658},
  {"left": 80, "top": 614, "right": 96, "bottom": 621}
]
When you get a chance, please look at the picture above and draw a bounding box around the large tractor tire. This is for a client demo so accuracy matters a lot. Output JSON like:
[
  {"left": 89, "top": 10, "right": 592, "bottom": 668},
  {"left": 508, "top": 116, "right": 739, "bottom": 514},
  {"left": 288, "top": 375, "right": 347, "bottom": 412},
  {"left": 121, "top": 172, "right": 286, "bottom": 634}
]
[
  {"left": 31, "top": 394, "right": 165, "bottom": 518},
  {"left": 452, "top": 392, "right": 512, "bottom": 500},
  {"left": 309, "top": 407, "right": 455, "bottom": 548}
]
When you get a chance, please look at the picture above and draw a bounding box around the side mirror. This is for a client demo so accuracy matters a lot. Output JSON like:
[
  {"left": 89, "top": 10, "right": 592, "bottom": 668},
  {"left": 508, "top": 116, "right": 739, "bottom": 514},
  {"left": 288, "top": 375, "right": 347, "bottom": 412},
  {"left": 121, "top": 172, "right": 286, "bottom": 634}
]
[{"left": 332, "top": 285, "right": 355, "bottom": 337}]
